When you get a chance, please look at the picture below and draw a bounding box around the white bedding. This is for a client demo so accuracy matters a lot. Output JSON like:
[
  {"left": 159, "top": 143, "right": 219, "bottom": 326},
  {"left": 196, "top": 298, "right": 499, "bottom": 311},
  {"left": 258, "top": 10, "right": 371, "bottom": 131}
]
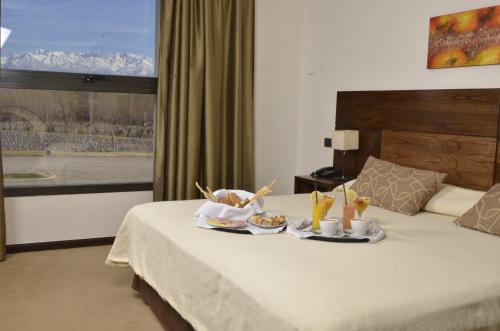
[
  {"left": 106, "top": 192, "right": 500, "bottom": 331},
  {"left": 424, "top": 184, "right": 485, "bottom": 217}
]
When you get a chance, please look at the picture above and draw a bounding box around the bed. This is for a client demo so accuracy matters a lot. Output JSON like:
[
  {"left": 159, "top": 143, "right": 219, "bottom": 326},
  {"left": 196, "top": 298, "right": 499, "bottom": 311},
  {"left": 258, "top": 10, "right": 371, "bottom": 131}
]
[
  {"left": 107, "top": 192, "right": 500, "bottom": 330},
  {"left": 107, "top": 88, "right": 500, "bottom": 330}
]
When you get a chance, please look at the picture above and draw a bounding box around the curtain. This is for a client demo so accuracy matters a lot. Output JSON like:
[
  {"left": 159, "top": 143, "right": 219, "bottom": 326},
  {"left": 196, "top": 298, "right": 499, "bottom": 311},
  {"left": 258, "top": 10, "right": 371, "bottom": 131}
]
[
  {"left": 154, "top": 0, "right": 255, "bottom": 201},
  {"left": 0, "top": 153, "right": 6, "bottom": 261}
]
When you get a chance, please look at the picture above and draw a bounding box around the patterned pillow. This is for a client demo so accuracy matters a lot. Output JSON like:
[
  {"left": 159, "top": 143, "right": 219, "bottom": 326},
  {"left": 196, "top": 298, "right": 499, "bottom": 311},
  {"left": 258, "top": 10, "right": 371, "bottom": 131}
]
[
  {"left": 454, "top": 184, "right": 500, "bottom": 236},
  {"left": 352, "top": 156, "right": 447, "bottom": 215}
]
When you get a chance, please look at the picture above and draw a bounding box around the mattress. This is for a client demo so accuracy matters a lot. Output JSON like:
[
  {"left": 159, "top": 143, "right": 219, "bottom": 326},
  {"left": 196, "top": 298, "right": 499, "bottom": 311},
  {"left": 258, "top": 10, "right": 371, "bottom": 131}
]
[{"left": 106, "top": 192, "right": 500, "bottom": 331}]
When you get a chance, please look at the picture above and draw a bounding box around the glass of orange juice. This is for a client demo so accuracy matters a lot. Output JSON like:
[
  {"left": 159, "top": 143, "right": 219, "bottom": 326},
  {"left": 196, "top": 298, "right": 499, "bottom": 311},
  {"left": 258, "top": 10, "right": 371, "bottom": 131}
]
[
  {"left": 354, "top": 197, "right": 372, "bottom": 218},
  {"left": 312, "top": 201, "right": 325, "bottom": 230},
  {"left": 311, "top": 191, "right": 335, "bottom": 230},
  {"left": 322, "top": 194, "right": 335, "bottom": 217}
]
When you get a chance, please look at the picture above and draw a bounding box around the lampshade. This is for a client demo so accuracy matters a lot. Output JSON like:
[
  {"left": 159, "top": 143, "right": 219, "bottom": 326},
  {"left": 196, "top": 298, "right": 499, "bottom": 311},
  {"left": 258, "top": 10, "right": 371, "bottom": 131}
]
[
  {"left": 332, "top": 130, "right": 359, "bottom": 151},
  {"left": 1, "top": 27, "right": 11, "bottom": 48}
]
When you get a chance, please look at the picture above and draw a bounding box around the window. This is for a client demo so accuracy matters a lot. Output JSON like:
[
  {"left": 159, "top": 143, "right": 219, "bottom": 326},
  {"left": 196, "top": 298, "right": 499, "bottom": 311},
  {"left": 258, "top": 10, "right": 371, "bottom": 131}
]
[
  {"left": 1, "top": 0, "right": 156, "bottom": 76},
  {"left": 0, "top": 1, "right": 158, "bottom": 196},
  {"left": 0, "top": 88, "right": 155, "bottom": 187}
]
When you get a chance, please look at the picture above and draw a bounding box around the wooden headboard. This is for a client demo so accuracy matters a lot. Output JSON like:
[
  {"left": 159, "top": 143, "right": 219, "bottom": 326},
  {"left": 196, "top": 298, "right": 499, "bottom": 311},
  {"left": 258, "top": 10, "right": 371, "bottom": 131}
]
[{"left": 334, "top": 89, "right": 500, "bottom": 191}]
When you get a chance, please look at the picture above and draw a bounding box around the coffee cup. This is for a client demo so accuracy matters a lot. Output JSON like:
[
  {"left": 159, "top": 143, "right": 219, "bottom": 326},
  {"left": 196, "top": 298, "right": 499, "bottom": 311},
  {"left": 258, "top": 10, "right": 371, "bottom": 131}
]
[
  {"left": 351, "top": 218, "right": 370, "bottom": 237},
  {"left": 320, "top": 218, "right": 343, "bottom": 237}
]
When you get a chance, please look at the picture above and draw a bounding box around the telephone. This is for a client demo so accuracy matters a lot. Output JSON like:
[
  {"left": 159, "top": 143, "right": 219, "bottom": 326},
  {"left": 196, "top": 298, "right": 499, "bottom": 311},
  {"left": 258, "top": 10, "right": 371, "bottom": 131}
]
[{"left": 311, "top": 166, "right": 339, "bottom": 179}]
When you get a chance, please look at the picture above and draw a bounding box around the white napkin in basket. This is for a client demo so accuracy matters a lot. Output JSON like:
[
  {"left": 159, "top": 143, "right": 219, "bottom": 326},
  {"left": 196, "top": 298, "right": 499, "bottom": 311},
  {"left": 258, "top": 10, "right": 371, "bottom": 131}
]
[{"left": 195, "top": 189, "right": 264, "bottom": 221}]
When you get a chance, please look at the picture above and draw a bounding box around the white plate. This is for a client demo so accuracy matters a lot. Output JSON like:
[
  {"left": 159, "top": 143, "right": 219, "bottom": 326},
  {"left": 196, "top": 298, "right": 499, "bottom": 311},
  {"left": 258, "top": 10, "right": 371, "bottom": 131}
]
[
  {"left": 207, "top": 219, "right": 247, "bottom": 229},
  {"left": 248, "top": 213, "right": 287, "bottom": 229}
]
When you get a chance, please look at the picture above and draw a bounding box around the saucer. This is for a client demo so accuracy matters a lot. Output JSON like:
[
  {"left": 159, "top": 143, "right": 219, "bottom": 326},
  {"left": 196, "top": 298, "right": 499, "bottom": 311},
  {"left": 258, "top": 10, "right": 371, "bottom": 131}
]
[{"left": 312, "top": 229, "right": 345, "bottom": 238}]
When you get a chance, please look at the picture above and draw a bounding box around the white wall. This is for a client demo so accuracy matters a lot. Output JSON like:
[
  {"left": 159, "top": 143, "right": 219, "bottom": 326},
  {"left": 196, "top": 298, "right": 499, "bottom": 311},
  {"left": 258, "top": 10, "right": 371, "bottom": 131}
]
[
  {"left": 296, "top": 0, "right": 500, "bottom": 174},
  {"left": 5, "top": 191, "right": 152, "bottom": 245},
  {"left": 255, "top": 0, "right": 305, "bottom": 194}
]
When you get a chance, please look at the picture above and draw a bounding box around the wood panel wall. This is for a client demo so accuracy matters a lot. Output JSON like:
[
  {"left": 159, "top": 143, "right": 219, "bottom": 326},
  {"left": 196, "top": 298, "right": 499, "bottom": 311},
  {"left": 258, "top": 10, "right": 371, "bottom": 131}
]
[{"left": 334, "top": 89, "right": 500, "bottom": 191}]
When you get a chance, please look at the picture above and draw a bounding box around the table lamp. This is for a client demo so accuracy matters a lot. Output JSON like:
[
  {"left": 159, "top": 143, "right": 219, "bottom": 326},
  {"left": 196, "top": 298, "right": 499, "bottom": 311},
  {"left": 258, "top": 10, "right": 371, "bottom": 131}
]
[
  {"left": 1, "top": 27, "right": 11, "bottom": 48},
  {"left": 333, "top": 130, "right": 359, "bottom": 180}
]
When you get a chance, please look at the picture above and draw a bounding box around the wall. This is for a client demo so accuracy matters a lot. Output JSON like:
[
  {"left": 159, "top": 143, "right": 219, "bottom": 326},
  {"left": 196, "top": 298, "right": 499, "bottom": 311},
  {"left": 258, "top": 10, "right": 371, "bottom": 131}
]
[
  {"left": 5, "top": 191, "right": 152, "bottom": 245},
  {"left": 296, "top": 0, "right": 500, "bottom": 175},
  {"left": 254, "top": 0, "right": 305, "bottom": 194}
]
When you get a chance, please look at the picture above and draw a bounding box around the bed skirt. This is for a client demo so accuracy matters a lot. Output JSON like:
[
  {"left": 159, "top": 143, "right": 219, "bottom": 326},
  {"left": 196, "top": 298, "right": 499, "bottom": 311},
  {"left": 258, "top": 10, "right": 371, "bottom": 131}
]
[{"left": 132, "top": 274, "right": 194, "bottom": 331}]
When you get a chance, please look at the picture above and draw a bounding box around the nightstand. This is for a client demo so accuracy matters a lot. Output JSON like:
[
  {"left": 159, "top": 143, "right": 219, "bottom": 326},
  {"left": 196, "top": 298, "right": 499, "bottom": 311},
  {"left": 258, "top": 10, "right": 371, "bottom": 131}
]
[{"left": 294, "top": 175, "right": 350, "bottom": 194}]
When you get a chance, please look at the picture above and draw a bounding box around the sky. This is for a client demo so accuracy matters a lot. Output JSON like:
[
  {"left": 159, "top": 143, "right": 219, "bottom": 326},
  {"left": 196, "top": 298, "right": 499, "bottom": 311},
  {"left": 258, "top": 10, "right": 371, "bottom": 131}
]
[{"left": 0, "top": 0, "right": 156, "bottom": 58}]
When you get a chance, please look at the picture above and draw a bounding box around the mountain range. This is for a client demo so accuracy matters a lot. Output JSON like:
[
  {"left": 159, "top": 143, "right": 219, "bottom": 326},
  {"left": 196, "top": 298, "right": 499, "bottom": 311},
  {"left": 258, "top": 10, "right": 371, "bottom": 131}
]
[{"left": 0, "top": 49, "right": 154, "bottom": 77}]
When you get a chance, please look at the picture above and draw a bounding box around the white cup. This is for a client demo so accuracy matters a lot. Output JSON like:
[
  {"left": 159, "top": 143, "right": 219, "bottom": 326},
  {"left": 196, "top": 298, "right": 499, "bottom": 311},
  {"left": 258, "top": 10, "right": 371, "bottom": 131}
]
[
  {"left": 351, "top": 218, "right": 370, "bottom": 237},
  {"left": 320, "top": 218, "right": 343, "bottom": 236}
]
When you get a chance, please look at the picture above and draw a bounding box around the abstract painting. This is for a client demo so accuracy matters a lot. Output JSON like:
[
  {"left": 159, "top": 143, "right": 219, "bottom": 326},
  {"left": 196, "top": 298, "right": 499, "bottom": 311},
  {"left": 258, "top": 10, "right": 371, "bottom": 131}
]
[{"left": 427, "top": 5, "right": 500, "bottom": 69}]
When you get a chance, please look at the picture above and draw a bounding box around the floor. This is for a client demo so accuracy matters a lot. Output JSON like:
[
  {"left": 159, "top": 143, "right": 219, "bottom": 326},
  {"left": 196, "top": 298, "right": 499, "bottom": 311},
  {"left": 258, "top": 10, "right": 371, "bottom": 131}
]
[{"left": 0, "top": 245, "right": 164, "bottom": 331}]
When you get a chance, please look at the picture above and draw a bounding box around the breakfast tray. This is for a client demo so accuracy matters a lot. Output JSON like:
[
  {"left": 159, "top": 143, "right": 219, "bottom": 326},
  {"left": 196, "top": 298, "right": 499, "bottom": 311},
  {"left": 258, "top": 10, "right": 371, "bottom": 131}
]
[
  {"left": 286, "top": 218, "right": 385, "bottom": 243},
  {"left": 196, "top": 215, "right": 286, "bottom": 235}
]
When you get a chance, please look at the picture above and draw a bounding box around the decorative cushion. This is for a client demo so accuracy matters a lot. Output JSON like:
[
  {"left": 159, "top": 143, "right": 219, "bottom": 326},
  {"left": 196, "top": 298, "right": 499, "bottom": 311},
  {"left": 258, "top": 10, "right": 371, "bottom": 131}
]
[
  {"left": 454, "top": 183, "right": 500, "bottom": 236},
  {"left": 352, "top": 156, "right": 447, "bottom": 215}
]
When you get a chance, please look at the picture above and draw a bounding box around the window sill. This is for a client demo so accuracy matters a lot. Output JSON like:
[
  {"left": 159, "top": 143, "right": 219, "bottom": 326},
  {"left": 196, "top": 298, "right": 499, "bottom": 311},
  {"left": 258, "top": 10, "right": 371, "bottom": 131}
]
[{"left": 4, "top": 182, "right": 153, "bottom": 197}]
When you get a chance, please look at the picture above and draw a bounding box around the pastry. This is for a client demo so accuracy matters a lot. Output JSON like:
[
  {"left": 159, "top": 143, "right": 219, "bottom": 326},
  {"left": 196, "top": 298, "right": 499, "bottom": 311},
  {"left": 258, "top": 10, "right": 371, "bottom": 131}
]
[
  {"left": 272, "top": 215, "right": 286, "bottom": 225},
  {"left": 250, "top": 214, "right": 286, "bottom": 227},
  {"left": 226, "top": 193, "right": 241, "bottom": 206},
  {"left": 250, "top": 215, "right": 264, "bottom": 225},
  {"left": 217, "top": 196, "right": 230, "bottom": 205},
  {"left": 217, "top": 192, "right": 242, "bottom": 207},
  {"left": 235, "top": 198, "right": 250, "bottom": 208}
]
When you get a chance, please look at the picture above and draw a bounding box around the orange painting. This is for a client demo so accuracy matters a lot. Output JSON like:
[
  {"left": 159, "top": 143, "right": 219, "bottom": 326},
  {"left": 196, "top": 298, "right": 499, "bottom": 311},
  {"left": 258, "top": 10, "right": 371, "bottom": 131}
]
[{"left": 427, "top": 5, "right": 500, "bottom": 69}]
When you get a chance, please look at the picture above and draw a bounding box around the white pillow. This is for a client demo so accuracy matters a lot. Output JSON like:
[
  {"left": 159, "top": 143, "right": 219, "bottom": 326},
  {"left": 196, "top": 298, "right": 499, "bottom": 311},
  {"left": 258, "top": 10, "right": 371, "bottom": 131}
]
[
  {"left": 423, "top": 184, "right": 486, "bottom": 217},
  {"left": 333, "top": 179, "right": 356, "bottom": 192}
]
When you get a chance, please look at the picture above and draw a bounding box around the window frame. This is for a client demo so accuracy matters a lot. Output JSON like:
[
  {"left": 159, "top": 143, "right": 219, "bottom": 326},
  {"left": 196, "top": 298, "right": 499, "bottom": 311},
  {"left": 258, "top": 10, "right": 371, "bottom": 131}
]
[
  {"left": 4, "top": 182, "right": 153, "bottom": 197},
  {"left": 0, "top": 0, "right": 159, "bottom": 197},
  {"left": 0, "top": 69, "right": 157, "bottom": 94}
]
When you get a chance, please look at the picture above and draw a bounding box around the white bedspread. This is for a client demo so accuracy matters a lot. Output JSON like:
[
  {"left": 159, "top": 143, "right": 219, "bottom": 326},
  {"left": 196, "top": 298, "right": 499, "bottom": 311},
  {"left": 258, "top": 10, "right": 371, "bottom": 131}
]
[{"left": 106, "top": 193, "right": 500, "bottom": 331}]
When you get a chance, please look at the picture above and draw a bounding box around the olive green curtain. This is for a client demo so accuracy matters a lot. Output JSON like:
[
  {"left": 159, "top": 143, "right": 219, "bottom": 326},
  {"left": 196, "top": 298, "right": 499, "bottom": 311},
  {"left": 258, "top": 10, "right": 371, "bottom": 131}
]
[
  {"left": 0, "top": 154, "right": 6, "bottom": 261},
  {"left": 154, "top": 0, "right": 255, "bottom": 201}
]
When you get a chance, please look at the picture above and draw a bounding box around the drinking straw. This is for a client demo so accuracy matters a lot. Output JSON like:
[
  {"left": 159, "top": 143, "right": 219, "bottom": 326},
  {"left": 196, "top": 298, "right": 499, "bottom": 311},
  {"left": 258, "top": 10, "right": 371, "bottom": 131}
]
[
  {"left": 342, "top": 182, "right": 347, "bottom": 206},
  {"left": 314, "top": 182, "right": 318, "bottom": 204}
]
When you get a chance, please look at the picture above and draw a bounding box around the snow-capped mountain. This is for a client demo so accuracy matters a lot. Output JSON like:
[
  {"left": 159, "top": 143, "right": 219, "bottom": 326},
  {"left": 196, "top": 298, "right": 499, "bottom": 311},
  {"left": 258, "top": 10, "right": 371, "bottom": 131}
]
[{"left": 0, "top": 49, "right": 154, "bottom": 77}]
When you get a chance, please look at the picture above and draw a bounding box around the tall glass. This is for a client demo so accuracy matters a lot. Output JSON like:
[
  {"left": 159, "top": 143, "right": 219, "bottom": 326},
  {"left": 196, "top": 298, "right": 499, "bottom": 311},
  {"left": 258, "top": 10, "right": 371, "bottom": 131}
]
[
  {"left": 312, "top": 201, "right": 326, "bottom": 230},
  {"left": 343, "top": 203, "right": 355, "bottom": 230}
]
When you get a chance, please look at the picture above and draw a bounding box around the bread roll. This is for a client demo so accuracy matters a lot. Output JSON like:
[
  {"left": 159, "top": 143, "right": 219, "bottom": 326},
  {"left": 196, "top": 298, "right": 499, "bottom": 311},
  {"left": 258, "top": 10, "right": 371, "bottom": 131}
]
[
  {"left": 217, "top": 192, "right": 241, "bottom": 207},
  {"left": 226, "top": 193, "right": 241, "bottom": 206}
]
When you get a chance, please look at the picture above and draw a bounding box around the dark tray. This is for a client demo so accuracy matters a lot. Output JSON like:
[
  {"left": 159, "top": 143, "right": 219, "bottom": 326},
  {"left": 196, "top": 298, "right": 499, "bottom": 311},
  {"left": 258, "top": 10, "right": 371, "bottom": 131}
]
[
  {"left": 212, "top": 228, "right": 252, "bottom": 234},
  {"left": 211, "top": 227, "right": 369, "bottom": 242},
  {"left": 307, "top": 235, "right": 370, "bottom": 243},
  {"left": 212, "top": 226, "right": 288, "bottom": 235}
]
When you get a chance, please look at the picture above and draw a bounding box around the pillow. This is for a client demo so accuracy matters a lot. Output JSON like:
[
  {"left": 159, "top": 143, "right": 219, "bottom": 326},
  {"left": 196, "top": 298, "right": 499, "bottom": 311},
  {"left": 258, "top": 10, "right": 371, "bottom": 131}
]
[
  {"left": 352, "top": 156, "right": 447, "bottom": 215},
  {"left": 424, "top": 184, "right": 485, "bottom": 217},
  {"left": 333, "top": 179, "right": 356, "bottom": 192},
  {"left": 454, "top": 183, "right": 500, "bottom": 236}
]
